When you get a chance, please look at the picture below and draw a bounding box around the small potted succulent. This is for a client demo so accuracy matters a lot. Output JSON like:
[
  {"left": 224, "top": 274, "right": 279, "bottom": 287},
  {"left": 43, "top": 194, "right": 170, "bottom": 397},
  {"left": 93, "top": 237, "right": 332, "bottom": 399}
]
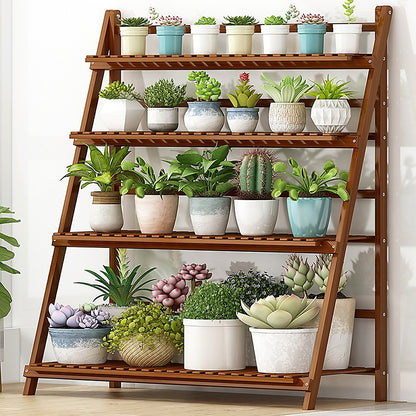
[
  {"left": 98, "top": 80, "right": 144, "bottom": 132},
  {"left": 272, "top": 158, "right": 349, "bottom": 237},
  {"left": 184, "top": 71, "right": 224, "bottom": 132},
  {"left": 62, "top": 144, "right": 130, "bottom": 232},
  {"left": 149, "top": 7, "right": 185, "bottom": 55},
  {"left": 118, "top": 16, "right": 150, "bottom": 55},
  {"left": 308, "top": 76, "right": 355, "bottom": 133},
  {"left": 226, "top": 72, "right": 262, "bottom": 132},
  {"left": 233, "top": 149, "right": 279, "bottom": 236},
  {"left": 167, "top": 145, "right": 236, "bottom": 235},
  {"left": 191, "top": 16, "right": 219, "bottom": 54},
  {"left": 297, "top": 12, "right": 327, "bottom": 54},
  {"left": 103, "top": 302, "right": 184, "bottom": 367},
  {"left": 333, "top": 0, "right": 362, "bottom": 54},
  {"left": 144, "top": 78, "right": 187, "bottom": 131},
  {"left": 181, "top": 281, "right": 245, "bottom": 371},
  {"left": 120, "top": 156, "right": 180, "bottom": 234},
  {"left": 47, "top": 302, "right": 112, "bottom": 364},
  {"left": 223, "top": 15, "right": 258, "bottom": 54},
  {"left": 261, "top": 73, "right": 312, "bottom": 133}
]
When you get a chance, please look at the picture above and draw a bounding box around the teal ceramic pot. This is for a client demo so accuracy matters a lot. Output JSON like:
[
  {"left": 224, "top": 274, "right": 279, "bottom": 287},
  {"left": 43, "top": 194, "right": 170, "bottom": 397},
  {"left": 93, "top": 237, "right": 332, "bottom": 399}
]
[
  {"left": 287, "top": 197, "right": 332, "bottom": 237},
  {"left": 156, "top": 26, "right": 185, "bottom": 55},
  {"left": 184, "top": 101, "right": 224, "bottom": 132},
  {"left": 227, "top": 107, "right": 259, "bottom": 133},
  {"left": 297, "top": 24, "right": 327, "bottom": 54}
]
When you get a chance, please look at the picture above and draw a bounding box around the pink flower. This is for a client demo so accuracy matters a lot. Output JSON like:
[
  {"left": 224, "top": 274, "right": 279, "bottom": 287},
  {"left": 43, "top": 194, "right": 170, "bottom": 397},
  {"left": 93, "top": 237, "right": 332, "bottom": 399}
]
[{"left": 239, "top": 72, "right": 249, "bottom": 82}]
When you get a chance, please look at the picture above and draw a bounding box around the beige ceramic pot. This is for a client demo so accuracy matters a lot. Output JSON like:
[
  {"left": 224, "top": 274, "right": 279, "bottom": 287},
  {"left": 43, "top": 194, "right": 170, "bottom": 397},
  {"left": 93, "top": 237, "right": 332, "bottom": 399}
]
[
  {"left": 268, "top": 102, "right": 306, "bottom": 133},
  {"left": 90, "top": 191, "right": 123, "bottom": 233}
]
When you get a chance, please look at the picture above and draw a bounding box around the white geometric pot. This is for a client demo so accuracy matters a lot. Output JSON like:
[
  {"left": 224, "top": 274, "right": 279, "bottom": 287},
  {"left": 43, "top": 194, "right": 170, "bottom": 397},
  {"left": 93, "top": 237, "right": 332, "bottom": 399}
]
[
  {"left": 120, "top": 26, "right": 148, "bottom": 55},
  {"left": 311, "top": 99, "right": 351, "bottom": 133},
  {"left": 90, "top": 191, "right": 123, "bottom": 233},
  {"left": 268, "top": 102, "right": 306, "bottom": 133},
  {"left": 147, "top": 107, "right": 179, "bottom": 132},
  {"left": 333, "top": 24, "right": 362, "bottom": 54},
  {"left": 190, "top": 25, "right": 219, "bottom": 54},
  {"left": 225, "top": 25, "right": 255, "bottom": 54},
  {"left": 98, "top": 99, "right": 145, "bottom": 132},
  {"left": 261, "top": 25, "right": 290, "bottom": 54}
]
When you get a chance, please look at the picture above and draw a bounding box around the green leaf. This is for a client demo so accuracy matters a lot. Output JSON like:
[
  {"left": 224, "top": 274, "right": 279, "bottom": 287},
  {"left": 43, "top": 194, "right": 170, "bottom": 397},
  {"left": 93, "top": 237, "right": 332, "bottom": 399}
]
[
  {"left": 339, "top": 171, "right": 349, "bottom": 181},
  {"left": 177, "top": 150, "right": 203, "bottom": 165},
  {"left": 0, "top": 217, "right": 20, "bottom": 225},
  {"left": 337, "top": 188, "right": 350, "bottom": 201},
  {"left": 323, "top": 160, "right": 335, "bottom": 171},
  {"left": 89, "top": 145, "right": 108, "bottom": 172},
  {"left": 273, "top": 162, "right": 287, "bottom": 173},
  {"left": 0, "top": 207, "right": 13, "bottom": 214},
  {"left": 110, "top": 146, "right": 130, "bottom": 172},
  {"left": 121, "top": 160, "right": 135, "bottom": 171},
  {"left": 211, "top": 145, "right": 230, "bottom": 162},
  {"left": 202, "top": 159, "right": 216, "bottom": 173},
  {"left": 0, "top": 247, "right": 14, "bottom": 262},
  {"left": 0, "top": 232, "right": 19, "bottom": 247},
  {"left": 0, "top": 262, "right": 20, "bottom": 274},
  {"left": 95, "top": 172, "right": 112, "bottom": 185},
  {"left": 227, "top": 93, "right": 239, "bottom": 107},
  {"left": 288, "top": 189, "right": 299, "bottom": 200},
  {"left": 215, "top": 182, "right": 235, "bottom": 194},
  {"left": 0, "top": 283, "right": 12, "bottom": 319}
]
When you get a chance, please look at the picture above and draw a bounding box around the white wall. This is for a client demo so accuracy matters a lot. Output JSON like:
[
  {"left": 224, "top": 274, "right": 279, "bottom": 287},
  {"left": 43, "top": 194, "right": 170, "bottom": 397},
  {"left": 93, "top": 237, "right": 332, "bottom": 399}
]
[{"left": 2, "top": 0, "right": 415, "bottom": 402}]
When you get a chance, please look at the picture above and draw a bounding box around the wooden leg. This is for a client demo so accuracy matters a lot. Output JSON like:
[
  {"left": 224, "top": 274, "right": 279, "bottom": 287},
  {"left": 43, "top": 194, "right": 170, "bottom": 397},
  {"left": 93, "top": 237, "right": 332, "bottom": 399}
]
[{"left": 109, "top": 381, "right": 121, "bottom": 388}]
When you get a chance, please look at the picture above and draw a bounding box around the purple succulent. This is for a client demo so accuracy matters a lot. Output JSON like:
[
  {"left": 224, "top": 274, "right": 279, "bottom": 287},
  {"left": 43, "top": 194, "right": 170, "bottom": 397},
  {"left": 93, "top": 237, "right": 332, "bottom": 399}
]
[
  {"left": 77, "top": 314, "right": 99, "bottom": 329},
  {"left": 90, "top": 308, "right": 111, "bottom": 325},
  {"left": 66, "top": 310, "right": 85, "bottom": 328},
  {"left": 47, "top": 303, "right": 76, "bottom": 327}
]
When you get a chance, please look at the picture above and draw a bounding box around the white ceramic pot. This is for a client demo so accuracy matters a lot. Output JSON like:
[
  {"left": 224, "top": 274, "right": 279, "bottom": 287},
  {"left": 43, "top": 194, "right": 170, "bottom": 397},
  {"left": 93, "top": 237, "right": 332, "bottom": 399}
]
[
  {"left": 268, "top": 102, "right": 306, "bottom": 133},
  {"left": 250, "top": 327, "right": 318, "bottom": 373},
  {"left": 147, "top": 107, "right": 179, "bottom": 132},
  {"left": 333, "top": 23, "right": 362, "bottom": 54},
  {"left": 184, "top": 101, "right": 224, "bottom": 132},
  {"left": 98, "top": 99, "right": 145, "bottom": 132},
  {"left": 89, "top": 191, "right": 123, "bottom": 233},
  {"left": 120, "top": 26, "right": 148, "bottom": 55},
  {"left": 311, "top": 99, "right": 351, "bottom": 133},
  {"left": 234, "top": 199, "right": 279, "bottom": 236},
  {"left": 190, "top": 25, "right": 219, "bottom": 54},
  {"left": 226, "top": 107, "right": 259, "bottom": 132},
  {"left": 225, "top": 25, "right": 255, "bottom": 54},
  {"left": 135, "top": 194, "right": 178, "bottom": 234},
  {"left": 183, "top": 319, "right": 246, "bottom": 370},
  {"left": 261, "top": 25, "right": 290, "bottom": 54}
]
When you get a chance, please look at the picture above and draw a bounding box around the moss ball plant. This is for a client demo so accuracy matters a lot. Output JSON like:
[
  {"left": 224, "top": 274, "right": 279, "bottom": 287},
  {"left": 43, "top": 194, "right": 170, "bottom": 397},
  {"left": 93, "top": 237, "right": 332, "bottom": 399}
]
[{"left": 102, "top": 302, "right": 183, "bottom": 354}]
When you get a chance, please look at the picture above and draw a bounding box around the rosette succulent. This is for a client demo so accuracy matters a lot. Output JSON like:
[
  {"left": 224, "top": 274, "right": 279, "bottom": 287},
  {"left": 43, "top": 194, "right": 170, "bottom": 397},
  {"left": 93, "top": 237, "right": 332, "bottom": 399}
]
[
  {"left": 264, "top": 15, "right": 286, "bottom": 25},
  {"left": 188, "top": 71, "right": 221, "bottom": 102},
  {"left": 283, "top": 254, "right": 315, "bottom": 296},
  {"left": 314, "top": 254, "right": 350, "bottom": 294},
  {"left": 152, "top": 275, "right": 189, "bottom": 311},
  {"left": 118, "top": 17, "right": 151, "bottom": 27},
  {"left": 298, "top": 13, "right": 326, "bottom": 24},
  {"left": 227, "top": 72, "right": 262, "bottom": 108},
  {"left": 99, "top": 81, "right": 141, "bottom": 101},
  {"left": 177, "top": 263, "right": 212, "bottom": 292},
  {"left": 223, "top": 15, "right": 258, "bottom": 25},
  {"left": 195, "top": 16, "right": 216, "bottom": 25},
  {"left": 261, "top": 73, "right": 312, "bottom": 103}
]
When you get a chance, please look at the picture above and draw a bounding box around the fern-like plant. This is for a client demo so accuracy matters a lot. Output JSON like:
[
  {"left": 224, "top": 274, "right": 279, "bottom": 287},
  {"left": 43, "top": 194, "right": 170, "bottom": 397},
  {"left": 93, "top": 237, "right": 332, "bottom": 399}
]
[
  {"left": 308, "top": 76, "right": 355, "bottom": 99},
  {"left": 223, "top": 15, "right": 258, "bottom": 25},
  {"left": 144, "top": 79, "right": 187, "bottom": 108}
]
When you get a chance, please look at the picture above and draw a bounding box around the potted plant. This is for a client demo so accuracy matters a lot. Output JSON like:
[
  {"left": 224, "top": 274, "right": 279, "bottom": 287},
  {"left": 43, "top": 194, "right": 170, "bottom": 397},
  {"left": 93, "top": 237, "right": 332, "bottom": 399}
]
[
  {"left": 167, "top": 145, "right": 236, "bottom": 235},
  {"left": 308, "top": 76, "right": 355, "bottom": 133},
  {"left": 261, "top": 10, "right": 292, "bottom": 55},
  {"left": 144, "top": 79, "right": 187, "bottom": 132},
  {"left": 226, "top": 72, "right": 262, "bottom": 133},
  {"left": 233, "top": 149, "right": 279, "bottom": 236},
  {"left": 47, "top": 303, "right": 112, "bottom": 364},
  {"left": 62, "top": 144, "right": 130, "bottom": 232},
  {"left": 120, "top": 156, "right": 180, "bottom": 234},
  {"left": 333, "top": 0, "right": 362, "bottom": 54},
  {"left": 98, "top": 80, "right": 144, "bottom": 132},
  {"left": 103, "top": 302, "right": 184, "bottom": 367},
  {"left": 184, "top": 71, "right": 224, "bottom": 132},
  {"left": 297, "top": 12, "right": 327, "bottom": 54},
  {"left": 261, "top": 73, "right": 312, "bottom": 133},
  {"left": 191, "top": 17, "right": 219, "bottom": 54},
  {"left": 272, "top": 158, "right": 349, "bottom": 237},
  {"left": 181, "top": 281, "right": 246, "bottom": 371},
  {"left": 118, "top": 16, "right": 150, "bottom": 55},
  {"left": 149, "top": 7, "right": 185, "bottom": 55},
  {"left": 237, "top": 294, "right": 320, "bottom": 373},
  {"left": 223, "top": 15, "right": 258, "bottom": 55}
]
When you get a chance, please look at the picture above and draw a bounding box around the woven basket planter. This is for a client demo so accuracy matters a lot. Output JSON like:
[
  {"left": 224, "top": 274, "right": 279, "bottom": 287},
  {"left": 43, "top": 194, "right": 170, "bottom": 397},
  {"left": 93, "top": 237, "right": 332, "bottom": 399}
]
[{"left": 120, "top": 336, "right": 175, "bottom": 367}]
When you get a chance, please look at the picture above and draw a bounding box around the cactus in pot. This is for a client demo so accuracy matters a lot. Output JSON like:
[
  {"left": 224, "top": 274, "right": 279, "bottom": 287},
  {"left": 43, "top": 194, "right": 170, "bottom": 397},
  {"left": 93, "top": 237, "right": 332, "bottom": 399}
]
[
  {"left": 283, "top": 254, "right": 315, "bottom": 296},
  {"left": 314, "top": 253, "right": 350, "bottom": 294}
]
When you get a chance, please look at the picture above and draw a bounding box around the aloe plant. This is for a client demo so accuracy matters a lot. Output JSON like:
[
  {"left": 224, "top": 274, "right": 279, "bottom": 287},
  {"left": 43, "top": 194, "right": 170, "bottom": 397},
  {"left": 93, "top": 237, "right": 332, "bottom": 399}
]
[
  {"left": 309, "top": 76, "right": 355, "bottom": 99},
  {"left": 118, "top": 17, "right": 150, "bottom": 27},
  {"left": 261, "top": 73, "right": 312, "bottom": 103},
  {"left": 223, "top": 15, "right": 258, "bottom": 25}
]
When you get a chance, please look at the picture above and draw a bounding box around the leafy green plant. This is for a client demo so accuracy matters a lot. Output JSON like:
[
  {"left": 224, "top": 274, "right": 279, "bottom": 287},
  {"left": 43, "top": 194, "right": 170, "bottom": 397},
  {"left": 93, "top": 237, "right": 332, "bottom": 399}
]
[
  {"left": 227, "top": 72, "right": 262, "bottom": 108},
  {"left": 74, "top": 248, "right": 156, "bottom": 306},
  {"left": 166, "top": 145, "right": 236, "bottom": 197},
  {"left": 343, "top": 0, "right": 357, "bottom": 22},
  {"left": 188, "top": 71, "right": 221, "bottom": 102},
  {"left": 272, "top": 158, "right": 350, "bottom": 201},
  {"left": 195, "top": 16, "right": 216, "bottom": 25},
  {"left": 99, "top": 81, "right": 141, "bottom": 101},
  {"left": 261, "top": 73, "right": 312, "bottom": 103},
  {"left": 118, "top": 17, "right": 150, "bottom": 27},
  {"left": 285, "top": 4, "right": 300, "bottom": 22},
  {"left": 181, "top": 281, "right": 243, "bottom": 320},
  {"left": 144, "top": 79, "right": 187, "bottom": 108},
  {"left": 223, "top": 15, "right": 258, "bottom": 25},
  {"left": 264, "top": 15, "right": 286, "bottom": 25},
  {"left": 120, "top": 156, "right": 180, "bottom": 198},
  {"left": 62, "top": 144, "right": 130, "bottom": 192},
  {"left": 0, "top": 207, "right": 20, "bottom": 319},
  {"left": 309, "top": 76, "right": 355, "bottom": 99},
  {"left": 103, "top": 302, "right": 184, "bottom": 353}
]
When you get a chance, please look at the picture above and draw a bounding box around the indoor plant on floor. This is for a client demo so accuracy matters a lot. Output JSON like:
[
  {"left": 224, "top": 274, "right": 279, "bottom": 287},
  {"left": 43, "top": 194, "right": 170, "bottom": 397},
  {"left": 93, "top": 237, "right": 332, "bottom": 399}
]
[
  {"left": 118, "top": 16, "right": 150, "bottom": 55},
  {"left": 297, "top": 12, "right": 327, "bottom": 54},
  {"left": 333, "top": 0, "right": 362, "bottom": 54},
  {"left": 223, "top": 15, "right": 258, "bottom": 54},
  {"left": 191, "top": 16, "right": 219, "bottom": 54}
]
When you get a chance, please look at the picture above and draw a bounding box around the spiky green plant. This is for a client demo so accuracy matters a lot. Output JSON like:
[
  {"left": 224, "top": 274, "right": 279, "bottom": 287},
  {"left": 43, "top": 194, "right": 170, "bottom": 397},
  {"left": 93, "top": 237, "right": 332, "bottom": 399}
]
[
  {"left": 314, "top": 254, "right": 350, "bottom": 293},
  {"left": 309, "top": 76, "right": 355, "bottom": 99},
  {"left": 188, "top": 71, "right": 221, "bottom": 102},
  {"left": 227, "top": 72, "right": 262, "bottom": 108},
  {"left": 223, "top": 15, "right": 258, "bottom": 25},
  {"left": 118, "top": 17, "right": 150, "bottom": 27},
  {"left": 143, "top": 79, "right": 187, "bottom": 108},
  {"left": 99, "top": 81, "right": 141, "bottom": 101},
  {"left": 343, "top": 0, "right": 357, "bottom": 22},
  {"left": 261, "top": 73, "right": 312, "bottom": 103},
  {"left": 264, "top": 15, "right": 286, "bottom": 25},
  {"left": 194, "top": 16, "right": 216, "bottom": 25},
  {"left": 283, "top": 254, "right": 315, "bottom": 296}
]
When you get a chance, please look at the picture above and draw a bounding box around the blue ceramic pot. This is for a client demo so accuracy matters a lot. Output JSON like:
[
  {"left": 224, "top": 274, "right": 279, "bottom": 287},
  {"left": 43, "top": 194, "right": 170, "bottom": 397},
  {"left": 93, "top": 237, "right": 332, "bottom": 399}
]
[
  {"left": 156, "top": 26, "right": 185, "bottom": 55},
  {"left": 227, "top": 107, "right": 259, "bottom": 132},
  {"left": 287, "top": 197, "right": 332, "bottom": 237},
  {"left": 184, "top": 101, "right": 224, "bottom": 132},
  {"left": 297, "top": 24, "right": 327, "bottom": 54}
]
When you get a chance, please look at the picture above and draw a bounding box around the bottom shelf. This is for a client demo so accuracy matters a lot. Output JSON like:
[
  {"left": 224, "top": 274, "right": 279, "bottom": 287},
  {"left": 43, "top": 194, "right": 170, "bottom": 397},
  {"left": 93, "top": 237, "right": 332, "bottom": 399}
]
[{"left": 24, "top": 361, "right": 375, "bottom": 392}]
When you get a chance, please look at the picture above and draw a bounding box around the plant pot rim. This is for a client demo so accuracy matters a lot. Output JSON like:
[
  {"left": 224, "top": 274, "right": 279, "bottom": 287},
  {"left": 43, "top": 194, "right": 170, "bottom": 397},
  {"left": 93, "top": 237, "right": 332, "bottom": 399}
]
[
  {"left": 288, "top": 196, "right": 332, "bottom": 201},
  {"left": 249, "top": 327, "right": 318, "bottom": 334},
  {"left": 227, "top": 107, "right": 259, "bottom": 112},
  {"left": 49, "top": 327, "right": 111, "bottom": 335},
  {"left": 270, "top": 102, "right": 305, "bottom": 106},
  {"left": 235, "top": 198, "right": 276, "bottom": 202},
  {"left": 183, "top": 318, "right": 244, "bottom": 327},
  {"left": 147, "top": 106, "right": 179, "bottom": 110},
  {"left": 189, "top": 196, "right": 231, "bottom": 199},
  {"left": 187, "top": 100, "right": 221, "bottom": 106},
  {"left": 119, "top": 26, "right": 149, "bottom": 34}
]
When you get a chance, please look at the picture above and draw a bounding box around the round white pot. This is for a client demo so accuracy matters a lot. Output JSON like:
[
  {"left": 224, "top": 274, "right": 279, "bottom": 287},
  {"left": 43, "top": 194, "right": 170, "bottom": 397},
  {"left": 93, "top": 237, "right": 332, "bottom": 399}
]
[
  {"left": 98, "top": 99, "right": 145, "bottom": 132},
  {"left": 234, "top": 199, "right": 279, "bottom": 236},
  {"left": 333, "top": 23, "right": 362, "bottom": 54},
  {"left": 147, "top": 107, "right": 179, "bottom": 132},
  {"left": 90, "top": 191, "right": 123, "bottom": 233},
  {"left": 184, "top": 101, "right": 224, "bottom": 132},
  {"left": 120, "top": 26, "right": 148, "bottom": 55},
  {"left": 261, "top": 25, "right": 290, "bottom": 54},
  {"left": 226, "top": 107, "right": 259, "bottom": 132},
  {"left": 190, "top": 25, "right": 219, "bottom": 54},
  {"left": 311, "top": 99, "right": 351, "bottom": 133},
  {"left": 183, "top": 319, "right": 246, "bottom": 370},
  {"left": 250, "top": 327, "right": 318, "bottom": 373},
  {"left": 268, "top": 102, "right": 306, "bottom": 133},
  {"left": 135, "top": 194, "right": 178, "bottom": 234},
  {"left": 225, "top": 25, "right": 255, "bottom": 54}
]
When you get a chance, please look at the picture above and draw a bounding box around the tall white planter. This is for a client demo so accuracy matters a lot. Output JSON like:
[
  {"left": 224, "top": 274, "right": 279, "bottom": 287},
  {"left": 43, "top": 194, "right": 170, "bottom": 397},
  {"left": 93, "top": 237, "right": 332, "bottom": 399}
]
[
  {"left": 311, "top": 99, "right": 351, "bottom": 133},
  {"left": 268, "top": 102, "right": 306, "bottom": 133},
  {"left": 225, "top": 25, "right": 255, "bottom": 54},
  {"left": 190, "top": 25, "right": 219, "bottom": 54},
  {"left": 261, "top": 25, "right": 289, "bottom": 54},
  {"left": 183, "top": 319, "right": 246, "bottom": 370},
  {"left": 98, "top": 99, "right": 145, "bottom": 132},
  {"left": 147, "top": 107, "right": 179, "bottom": 131},
  {"left": 90, "top": 191, "right": 123, "bottom": 233},
  {"left": 120, "top": 26, "right": 148, "bottom": 55},
  {"left": 333, "top": 24, "right": 362, "bottom": 54}
]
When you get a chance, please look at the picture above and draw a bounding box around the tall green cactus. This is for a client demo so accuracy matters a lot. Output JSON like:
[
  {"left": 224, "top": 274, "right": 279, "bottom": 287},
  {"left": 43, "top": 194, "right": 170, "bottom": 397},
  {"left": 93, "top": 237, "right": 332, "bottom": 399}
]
[{"left": 238, "top": 149, "right": 274, "bottom": 199}]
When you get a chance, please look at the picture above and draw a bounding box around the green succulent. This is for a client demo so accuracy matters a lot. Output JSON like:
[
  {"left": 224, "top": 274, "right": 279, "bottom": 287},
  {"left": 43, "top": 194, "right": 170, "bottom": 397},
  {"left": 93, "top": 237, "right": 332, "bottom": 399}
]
[
  {"left": 227, "top": 72, "right": 262, "bottom": 108},
  {"left": 144, "top": 79, "right": 187, "bottom": 108},
  {"left": 309, "top": 76, "right": 355, "bottom": 99},
  {"left": 343, "top": 0, "right": 357, "bottom": 22},
  {"left": 283, "top": 254, "right": 315, "bottom": 296},
  {"left": 194, "top": 16, "right": 216, "bottom": 25},
  {"left": 188, "top": 71, "right": 221, "bottom": 102},
  {"left": 223, "top": 15, "right": 258, "bottom": 25},
  {"left": 118, "top": 17, "right": 150, "bottom": 27},
  {"left": 78, "top": 302, "right": 97, "bottom": 313},
  {"left": 261, "top": 73, "right": 312, "bottom": 103},
  {"left": 99, "top": 81, "right": 141, "bottom": 101},
  {"left": 314, "top": 254, "right": 350, "bottom": 293},
  {"left": 264, "top": 15, "right": 286, "bottom": 25}
]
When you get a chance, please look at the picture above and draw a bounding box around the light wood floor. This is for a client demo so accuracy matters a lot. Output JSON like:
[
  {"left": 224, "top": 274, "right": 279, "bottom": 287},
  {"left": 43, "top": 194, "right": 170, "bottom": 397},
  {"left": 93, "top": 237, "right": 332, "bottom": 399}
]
[{"left": 0, "top": 383, "right": 386, "bottom": 416}]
